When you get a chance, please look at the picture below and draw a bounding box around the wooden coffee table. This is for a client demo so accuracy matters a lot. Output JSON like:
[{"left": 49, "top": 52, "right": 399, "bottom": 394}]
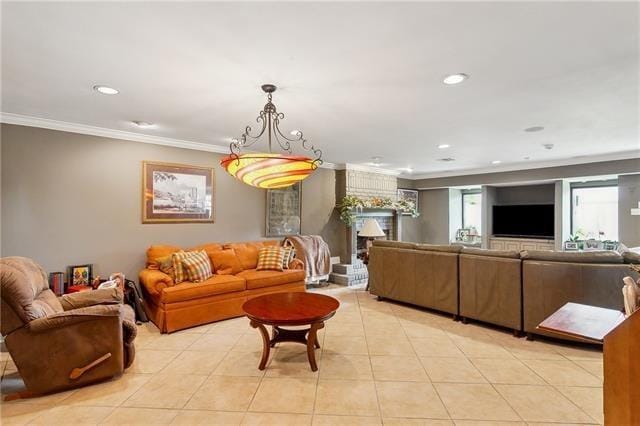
[{"left": 242, "top": 292, "right": 340, "bottom": 372}]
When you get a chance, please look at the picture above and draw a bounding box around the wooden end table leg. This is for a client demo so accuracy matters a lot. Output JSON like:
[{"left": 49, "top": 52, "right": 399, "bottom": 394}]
[
  {"left": 250, "top": 320, "right": 271, "bottom": 370},
  {"left": 306, "top": 322, "right": 324, "bottom": 372}
]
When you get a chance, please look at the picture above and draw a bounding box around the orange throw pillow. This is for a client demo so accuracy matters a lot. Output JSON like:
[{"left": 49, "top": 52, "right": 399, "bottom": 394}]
[{"left": 210, "top": 249, "right": 242, "bottom": 275}]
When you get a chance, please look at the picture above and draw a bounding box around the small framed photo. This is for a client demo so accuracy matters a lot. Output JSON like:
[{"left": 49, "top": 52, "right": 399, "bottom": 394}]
[
  {"left": 585, "top": 239, "right": 601, "bottom": 250},
  {"left": 68, "top": 264, "right": 93, "bottom": 286},
  {"left": 564, "top": 241, "right": 579, "bottom": 251},
  {"left": 397, "top": 189, "right": 418, "bottom": 215},
  {"left": 603, "top": 242, "right": 618, "bottom": 251}
]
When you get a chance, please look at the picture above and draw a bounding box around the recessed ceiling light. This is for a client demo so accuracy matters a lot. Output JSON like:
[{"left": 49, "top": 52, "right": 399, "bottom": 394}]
[
  {"left": 437, "top": 158, "right": 455, "bottom": 162},
  {"left": 93, "top": 85, "right": 119, "bottom": 95},
  {"left": 491, "top": 160, "right": 502, "bottom": 164},
  {"left": 524, "top": 126, "right": 544, "bottom": 132},
  {"left": 437, "top": 144, "right": 451, "bottom": 149},
  {"left": 132, "top": 121, "right": 153, "bottom": 128},
  {"left": 443, "top": 73, "right": 469, "bottom": 85}
]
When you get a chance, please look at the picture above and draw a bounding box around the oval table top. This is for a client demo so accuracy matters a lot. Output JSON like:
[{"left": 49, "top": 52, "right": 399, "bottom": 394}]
[{"left": 242, "top": 292, "right": 340, "bottom": 326}]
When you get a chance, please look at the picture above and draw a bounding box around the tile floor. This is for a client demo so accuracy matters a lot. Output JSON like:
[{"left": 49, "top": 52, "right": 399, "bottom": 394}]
[{"left": 0, "top": 285, "right": 604, "bottom": 425}]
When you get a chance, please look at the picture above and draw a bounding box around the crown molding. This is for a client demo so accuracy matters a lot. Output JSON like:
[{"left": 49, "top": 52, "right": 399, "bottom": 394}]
[
  {"left": 406, "top": 150, "right": 640, "bottom": 181},
  {"left": 0, "top": 112, "right": 230, "bottom": 154},
  {"left": 0, "top": 112, "right": 344, "bottom": 171}
]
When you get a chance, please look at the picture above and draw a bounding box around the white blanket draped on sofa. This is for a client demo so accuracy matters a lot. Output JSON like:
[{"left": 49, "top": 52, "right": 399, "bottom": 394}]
[{"left": 283, "top": 235, "right": 331, "bottom": 283}]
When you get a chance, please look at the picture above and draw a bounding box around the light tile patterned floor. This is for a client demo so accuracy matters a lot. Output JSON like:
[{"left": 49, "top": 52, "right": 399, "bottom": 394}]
[{"left": 1, "top": 285, "right": 604, "bottom": 425}]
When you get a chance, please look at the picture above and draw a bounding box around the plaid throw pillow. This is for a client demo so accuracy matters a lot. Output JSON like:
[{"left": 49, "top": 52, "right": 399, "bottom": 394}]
[
  {"left": 256, "top": 246, "right": 285, "bottom": 272},
  {"left": 172, "top": 251, "right": 198, "bottom": 284},
  {"left": 181, "top": 250, "right": 213, "bottom": 283},
  {"left": 281, "top": 246, "right": 296, "bottom": 269},
  {"left": 157, "top": 255, "right": 175, "bottom": 279}
]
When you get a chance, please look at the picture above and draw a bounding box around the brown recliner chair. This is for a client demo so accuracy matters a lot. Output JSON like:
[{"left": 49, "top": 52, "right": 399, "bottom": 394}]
[{"left": 1, "top": 257, "right": 137, "bottom": 396}]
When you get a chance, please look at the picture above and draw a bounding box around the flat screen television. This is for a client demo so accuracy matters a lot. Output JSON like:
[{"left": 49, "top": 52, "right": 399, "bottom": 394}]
[{"left": 492, "top": 204, "right": 554, "bottom": 239}]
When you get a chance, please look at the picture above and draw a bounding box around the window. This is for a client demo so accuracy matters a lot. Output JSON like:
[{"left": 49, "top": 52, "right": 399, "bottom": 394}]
[
  {"left": 571, "top": 183, "right": 618, "bottom": 240},
  {"left": 462, "top": 191, "right": 482, "bottom": 235}
]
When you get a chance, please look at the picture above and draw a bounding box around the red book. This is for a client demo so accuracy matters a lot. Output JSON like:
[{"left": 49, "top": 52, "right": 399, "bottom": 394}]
[{"left": 66, "top": 285, "right": 92, "bottom": 294}]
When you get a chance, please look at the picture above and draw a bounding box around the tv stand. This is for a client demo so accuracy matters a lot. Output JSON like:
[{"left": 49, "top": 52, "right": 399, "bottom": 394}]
[{"left": 489, "top": 236, "right": 555, "bottom": 251}]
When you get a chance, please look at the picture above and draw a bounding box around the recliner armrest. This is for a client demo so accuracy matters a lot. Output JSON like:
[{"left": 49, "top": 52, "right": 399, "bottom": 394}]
[
  {"left": 59, "top": 287, "right": 123, "bottom": 311},
  {"left": 28, "top": 304, "right": 123, "bottom": 333}
]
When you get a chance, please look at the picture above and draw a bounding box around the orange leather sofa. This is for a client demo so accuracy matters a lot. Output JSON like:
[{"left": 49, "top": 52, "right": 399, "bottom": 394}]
[{"left": 139, "top": 240, "right": 305, "bottom": 333}]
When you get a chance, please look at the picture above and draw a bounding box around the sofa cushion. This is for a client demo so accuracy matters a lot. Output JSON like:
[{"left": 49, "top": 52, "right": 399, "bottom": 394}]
[
  {"left": 236, "top": 269, "right": 306, "bottom": 290},
  {"left": 210, "top": 249, "right": 243, "bottom": 275},
  {"left": 415, "top": 243, "right": 462, "bottom": 253},
  {"left": 146, "top": 245, "right": 181, "bottom": 269},
  {"left": 171, "top": 251, "right": 201, "bottom": 284},
  {"left": 372, "top": 240, "right": 417, "bottom": 250},
  {"left": 622, "top": 248, "right": 640, "bottom": 264},
  {"left": 521, "top": 250, "right": 624, "bottom": 264},
  {"left": 461, "top": 247, "right": 521, "bottom": 259},
  {"left": 189, "top": 243, "right": 224, "bottom": 259},
  {"left": 182, "top": 251, "right": 213, "bottom": 283},
  {"left": 160, "top": 274, "right": 246, "bottom": 304},
  {"left": 256, "top": 247, "right": 285, "bottom": 272},
  {"left": 225, "top": 241, "right": 280, "bottom": 270}
]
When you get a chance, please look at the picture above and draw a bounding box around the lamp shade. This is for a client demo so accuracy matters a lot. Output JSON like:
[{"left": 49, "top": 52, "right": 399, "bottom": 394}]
[
  {"left": 359, "top": 219, "right": 386, "bottom": 238},
  {"left": 220, "top": 153, "right": 318, "bottom": 189}
]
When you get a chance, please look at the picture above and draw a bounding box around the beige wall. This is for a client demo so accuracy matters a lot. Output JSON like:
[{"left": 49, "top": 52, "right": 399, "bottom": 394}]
[
  {"left": 1, "top": 124, "right": 341, "bottom": 278},
  {"left": 619, "top": 174, "right": 640, "bottom": 247}
]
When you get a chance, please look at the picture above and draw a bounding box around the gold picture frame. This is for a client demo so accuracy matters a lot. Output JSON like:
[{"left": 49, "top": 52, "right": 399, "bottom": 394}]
[{"left": 142, "top": 161, "right": 215, "bottom": 223}]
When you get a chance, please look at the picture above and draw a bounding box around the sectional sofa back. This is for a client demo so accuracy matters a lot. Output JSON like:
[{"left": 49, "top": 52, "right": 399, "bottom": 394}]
[
  {"left": 368, "top": 241, "right": 459, "bottom": 315},
  {"left": 520, "top": 249, "right": 630, "bottom": 337},
  {"left": 458, "top": 248, "right": 523, "bottom": 331}
]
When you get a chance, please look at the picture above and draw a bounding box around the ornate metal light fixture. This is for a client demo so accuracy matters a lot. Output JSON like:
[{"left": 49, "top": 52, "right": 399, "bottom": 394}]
[{"left": 220, "top": 84, "right": 323, "bottom": 189}]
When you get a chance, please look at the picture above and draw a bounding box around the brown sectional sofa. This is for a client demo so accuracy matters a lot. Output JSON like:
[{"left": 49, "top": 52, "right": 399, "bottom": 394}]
[
  {"left": 368, "top": 240, "right": 638, "bottom": 340},
  {"left": 368, "top": 241, "right": 459, "bottom": 316},
  {"left": 459, "top": 248, "right": 522, "bottom": 333},
  {"left": 521, "top": 250, "right": 630, "bottom": 339},
  {"left": 139, "top": 240, "right": 306, "bottom": 333}
]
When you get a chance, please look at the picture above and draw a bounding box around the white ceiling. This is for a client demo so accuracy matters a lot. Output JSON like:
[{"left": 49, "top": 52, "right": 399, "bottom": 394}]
[{"left": 2, "top": 2, "right": 638, "bottom": 178}]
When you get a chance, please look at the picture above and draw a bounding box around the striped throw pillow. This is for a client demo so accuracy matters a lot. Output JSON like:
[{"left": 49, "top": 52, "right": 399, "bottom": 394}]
[
  {"left": 281, "top": 246, "right": 296, "bottom": 269},
  {"left": 171, "top": 251, "right": 198, "bottom": 284},
  {"left": 256, "top": 246, "right": 285, "bottom": 272},
  {"left": 181, "top": 250, "right": 213, "bottom": 283}
]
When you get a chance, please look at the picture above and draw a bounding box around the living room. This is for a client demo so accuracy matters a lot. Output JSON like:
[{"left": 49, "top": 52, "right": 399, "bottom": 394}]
[{"left": 1, "top": 1, "right": 639, "bottom": 425}]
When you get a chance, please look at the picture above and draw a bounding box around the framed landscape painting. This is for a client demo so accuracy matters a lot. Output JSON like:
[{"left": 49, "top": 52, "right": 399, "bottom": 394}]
[
  {"left": 266, "top": 183, "right": 301, "bottom": 237},
  {"left": 397, "top": 188, "right": 419, "bottom": 215},
  {"left": 142, "top": 161, "right": 214, "bottom": 223}
]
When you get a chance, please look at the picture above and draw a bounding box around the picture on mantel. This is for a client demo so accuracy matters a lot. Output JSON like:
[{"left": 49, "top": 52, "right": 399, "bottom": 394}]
[
  {"left": 397, "top": 189, "right": 419, "bottom": 215},
  {"left": 266, "top": 183, "right": 301, "bottom": 237}
]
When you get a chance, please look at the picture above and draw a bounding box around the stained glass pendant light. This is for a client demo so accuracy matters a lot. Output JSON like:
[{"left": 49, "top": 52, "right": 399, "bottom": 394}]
[{"left": 220, "top": 84, "right": 323, "bottom": 189}]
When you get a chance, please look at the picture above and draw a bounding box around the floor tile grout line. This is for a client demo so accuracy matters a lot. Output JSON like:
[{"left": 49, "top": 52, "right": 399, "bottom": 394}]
[
  {"left": 549, "top": 383, "right": 604, "bottom": 424},
  {"left": 357, "top": 289, "right": 386, "bottom": 420}
]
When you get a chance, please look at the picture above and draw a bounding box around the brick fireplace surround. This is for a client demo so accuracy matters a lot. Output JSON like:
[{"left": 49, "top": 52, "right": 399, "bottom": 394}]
[{"left": 329, "top": 168, "right": 401, "bottom": 286}]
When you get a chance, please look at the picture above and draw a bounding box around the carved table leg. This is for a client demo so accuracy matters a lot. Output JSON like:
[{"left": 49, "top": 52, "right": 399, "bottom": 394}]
[
  {"left": 306, "top": 322, "right": 324, "bottom": 372},
  {"left": 250, "top": 320, "right": 271, "bottom": 370}
]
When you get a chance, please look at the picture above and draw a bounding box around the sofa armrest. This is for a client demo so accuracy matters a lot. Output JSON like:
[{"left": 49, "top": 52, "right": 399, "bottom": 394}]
[
  {"left": 289, "top": 259, "right": 305, "bottom": 270},
  {"left": 139, "top": 269, "right": 173, "bottom": 296},
  {"left": 59, "top": 287, "right": 123, "bottom": 311},
  {"left": 28, "top": 304, "right": 124, "bottom": 333}
]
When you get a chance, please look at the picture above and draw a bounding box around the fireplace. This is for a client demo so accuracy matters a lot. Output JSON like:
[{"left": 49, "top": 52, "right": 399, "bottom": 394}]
[
  {"left": 330, "top": 208, "right": 399, "bottom": 286},
  {"left": 354, "top": 211, "right": 396, "bottom": 261}
]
